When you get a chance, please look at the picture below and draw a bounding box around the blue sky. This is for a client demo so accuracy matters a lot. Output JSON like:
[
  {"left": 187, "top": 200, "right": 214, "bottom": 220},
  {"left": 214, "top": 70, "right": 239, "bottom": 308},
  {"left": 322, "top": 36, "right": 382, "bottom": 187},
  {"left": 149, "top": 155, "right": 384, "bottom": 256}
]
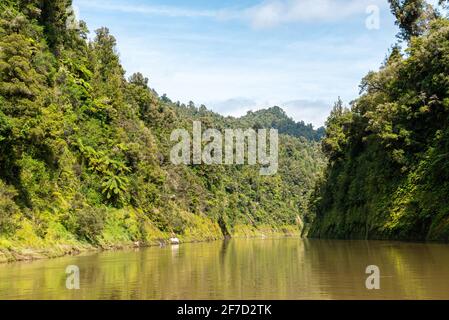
[{"left": 73, "top": 0, "right": 399, "bottom": 127}]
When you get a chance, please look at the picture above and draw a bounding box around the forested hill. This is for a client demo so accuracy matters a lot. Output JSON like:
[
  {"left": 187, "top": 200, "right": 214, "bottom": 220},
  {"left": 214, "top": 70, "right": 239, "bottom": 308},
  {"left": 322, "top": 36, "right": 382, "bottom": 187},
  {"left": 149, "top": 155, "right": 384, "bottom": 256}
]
[
  {"left": 0, "top": 0, "right": 326, "bottom": 259},
  {"left": 162, "top": 101, "right": 324, "bottom": 141},
  {"left": 309, "top": 1, "right": 449, "bottom": 241},
  {"left": 237, "top": 107, "right": 325, "bottom": 141}
]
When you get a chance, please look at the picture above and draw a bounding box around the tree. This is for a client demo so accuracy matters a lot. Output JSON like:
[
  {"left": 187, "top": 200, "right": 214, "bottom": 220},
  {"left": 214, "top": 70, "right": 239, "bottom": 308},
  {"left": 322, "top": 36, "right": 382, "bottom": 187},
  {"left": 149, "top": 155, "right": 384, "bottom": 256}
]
[
  {"left": 321, "top": 98, "right": 351, "bottom": 161},
  {"left": 90, "top": 27, "right": 125, "bottom": 104},
  {"left": 40, "top": 0, "right": 73, "bottom": 54},
  {"left": 0, "top": 11, "right": 47, "bottom": 116},
  {"left": 129, "top": 72, "right": 149, "bottom": 87},
  {"left": 389, "top": 0, "right": 438, "bottom": 41}
]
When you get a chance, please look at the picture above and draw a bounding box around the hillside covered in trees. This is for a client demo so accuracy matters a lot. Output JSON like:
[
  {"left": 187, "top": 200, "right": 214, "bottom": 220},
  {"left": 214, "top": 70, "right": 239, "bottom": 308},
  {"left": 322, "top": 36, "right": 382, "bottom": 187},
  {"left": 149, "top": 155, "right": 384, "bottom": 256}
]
[
  {"left": 309, "top": 0, "right": 449, "bottom": 241},
  {"left": 238, "top": 106, "right": 325, "bottom": 141},
  {"left": 0, "top": 0, "right": 325, "bottom": 260}
]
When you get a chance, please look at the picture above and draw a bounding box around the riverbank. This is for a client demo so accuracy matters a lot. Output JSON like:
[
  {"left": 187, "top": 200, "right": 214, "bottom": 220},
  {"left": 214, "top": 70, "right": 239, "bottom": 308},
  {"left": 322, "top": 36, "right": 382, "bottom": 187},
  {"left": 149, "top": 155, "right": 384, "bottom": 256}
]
[{"left": 0, "top": 223, "right": 301, "bottom": 264}]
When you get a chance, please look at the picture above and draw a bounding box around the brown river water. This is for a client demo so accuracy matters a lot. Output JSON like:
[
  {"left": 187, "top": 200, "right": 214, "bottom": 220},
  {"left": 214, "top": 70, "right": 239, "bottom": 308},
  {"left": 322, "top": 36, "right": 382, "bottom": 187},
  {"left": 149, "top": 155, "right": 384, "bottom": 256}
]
[{"left": 1, "top": 238, "right": 449, "bottom": 299}]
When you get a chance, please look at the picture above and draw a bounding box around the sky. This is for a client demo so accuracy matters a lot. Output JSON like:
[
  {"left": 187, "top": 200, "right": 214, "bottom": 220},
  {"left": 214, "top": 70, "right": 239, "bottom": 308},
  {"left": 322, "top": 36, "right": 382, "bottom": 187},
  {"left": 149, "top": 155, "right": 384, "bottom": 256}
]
[{"left": 73, "top": 0, "right": 399, "bottom": 127}]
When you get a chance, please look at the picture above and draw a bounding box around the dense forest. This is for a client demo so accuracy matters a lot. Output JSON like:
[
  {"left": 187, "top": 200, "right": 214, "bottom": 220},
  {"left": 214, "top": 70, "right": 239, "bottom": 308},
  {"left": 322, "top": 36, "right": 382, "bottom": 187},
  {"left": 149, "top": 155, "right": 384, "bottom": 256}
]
[
  {"left": 309, "top": 0, "right": 449, "bottom": 241},
  {"left": 0, "top": 0, "right": 325, "bottom": 260},
  {"left": 3, "top": 0, "right": 448, "bottom": 263}
]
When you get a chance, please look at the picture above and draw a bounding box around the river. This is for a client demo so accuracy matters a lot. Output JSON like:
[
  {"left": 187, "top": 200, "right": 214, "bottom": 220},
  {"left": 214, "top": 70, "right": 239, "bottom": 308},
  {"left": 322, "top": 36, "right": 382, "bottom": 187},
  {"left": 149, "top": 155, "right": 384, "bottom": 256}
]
[{"left": 1, "top": 238, "right": 449, "bottom": 299}]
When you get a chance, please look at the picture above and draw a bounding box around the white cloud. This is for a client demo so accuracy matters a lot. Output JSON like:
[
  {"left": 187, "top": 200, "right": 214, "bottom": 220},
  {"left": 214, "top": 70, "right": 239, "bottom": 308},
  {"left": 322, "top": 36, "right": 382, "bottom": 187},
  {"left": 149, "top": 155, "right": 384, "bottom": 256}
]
[
  {"left": 246, "top": 1, "right": 285, "bottom": 28},
  {"left": 76, "top": 0, "right": 387, "bottom": 28},
  {"left": 282, "top": 99, "right": 332, "bottom": 127},
  {"left": 245, "top": 0, "right": 387, "bottom": 28},
  {"left": 207, "top": 98, "right": 258, "bottom": 116}
]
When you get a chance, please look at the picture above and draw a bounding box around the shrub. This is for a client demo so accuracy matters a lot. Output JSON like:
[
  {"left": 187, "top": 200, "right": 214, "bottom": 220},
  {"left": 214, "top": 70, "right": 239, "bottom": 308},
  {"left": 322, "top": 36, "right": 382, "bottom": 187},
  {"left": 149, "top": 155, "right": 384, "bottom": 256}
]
[
  {"left": 74, "top": 206, "right": 106, "bottom": 243},
  {"left": 0, "top": 181, "right": 20, "bottom": 235}
]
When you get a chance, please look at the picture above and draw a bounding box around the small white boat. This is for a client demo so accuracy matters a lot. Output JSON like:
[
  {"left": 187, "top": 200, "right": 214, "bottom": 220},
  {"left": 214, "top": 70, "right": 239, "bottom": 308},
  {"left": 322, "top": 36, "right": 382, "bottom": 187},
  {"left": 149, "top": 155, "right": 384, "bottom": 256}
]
[{"left": 169, "top": 237, "right": 180, "bottom": 244}]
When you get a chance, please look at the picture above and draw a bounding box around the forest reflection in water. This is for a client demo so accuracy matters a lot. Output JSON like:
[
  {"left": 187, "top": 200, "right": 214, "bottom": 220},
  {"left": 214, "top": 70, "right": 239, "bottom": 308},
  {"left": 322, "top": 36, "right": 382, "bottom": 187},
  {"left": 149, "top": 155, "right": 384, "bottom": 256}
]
[{"left": 1, "top": 238, "right": 449, "bottom": 299}]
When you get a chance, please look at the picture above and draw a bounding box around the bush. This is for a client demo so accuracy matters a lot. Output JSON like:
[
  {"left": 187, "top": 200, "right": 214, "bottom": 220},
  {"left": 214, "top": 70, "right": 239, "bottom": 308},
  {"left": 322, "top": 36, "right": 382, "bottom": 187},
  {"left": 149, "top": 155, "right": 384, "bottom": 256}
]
[
  {"left": 74, "top": 206, "right": 106, "bottom": 243},
  {"left": 0, "top": 181, "right": 20, "bottom": 235}
]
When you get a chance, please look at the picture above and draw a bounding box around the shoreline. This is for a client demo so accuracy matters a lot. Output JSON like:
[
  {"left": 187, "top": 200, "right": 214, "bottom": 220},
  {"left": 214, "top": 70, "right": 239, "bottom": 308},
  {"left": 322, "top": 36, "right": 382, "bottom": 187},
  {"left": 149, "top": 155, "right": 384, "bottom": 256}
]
[{"left": 0, "top": 225, "right": 302, "bottom": 264}]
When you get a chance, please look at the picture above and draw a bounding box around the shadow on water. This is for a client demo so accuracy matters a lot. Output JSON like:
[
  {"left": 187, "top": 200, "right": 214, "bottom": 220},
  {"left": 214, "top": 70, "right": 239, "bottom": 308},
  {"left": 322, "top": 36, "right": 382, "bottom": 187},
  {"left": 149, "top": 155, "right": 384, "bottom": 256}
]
[{"left": 1, "top": 238, "right": 449, "bottom": 299}]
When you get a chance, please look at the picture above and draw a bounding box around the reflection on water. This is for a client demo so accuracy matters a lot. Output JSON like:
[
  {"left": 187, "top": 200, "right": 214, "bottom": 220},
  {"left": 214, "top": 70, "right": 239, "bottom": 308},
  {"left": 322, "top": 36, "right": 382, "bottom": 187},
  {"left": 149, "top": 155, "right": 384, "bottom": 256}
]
[{"left": 1, "top": 238, "right": 449, "bottom": 299}]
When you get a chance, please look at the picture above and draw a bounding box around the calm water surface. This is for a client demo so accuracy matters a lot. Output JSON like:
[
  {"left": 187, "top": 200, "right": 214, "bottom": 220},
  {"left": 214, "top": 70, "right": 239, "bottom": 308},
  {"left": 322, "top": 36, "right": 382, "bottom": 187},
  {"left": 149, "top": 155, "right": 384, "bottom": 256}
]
[{"left": 1, "top": 238, "right": 449, "bottom": 299}]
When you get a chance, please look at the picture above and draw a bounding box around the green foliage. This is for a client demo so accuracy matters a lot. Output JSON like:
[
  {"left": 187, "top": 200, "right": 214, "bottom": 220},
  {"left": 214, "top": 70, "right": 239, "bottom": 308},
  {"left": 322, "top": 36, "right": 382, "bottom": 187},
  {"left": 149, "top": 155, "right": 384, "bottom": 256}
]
[
  {"left": 0, "top": 110, "right": 11, "bottom": 143},
  {"left": 237, "top": 106, "right": 324, "bottom": 141},
  {"left": 73, "top": 206, "right": 106, "bottom": 244},
  {"left": 101, "top": 174, "right": 128, "bottom": 201},
  {"left": 0, "top": 181, "right": 20, "bottom": 235},
  {"left": 0, "top": 0, "right": 326, "bottom": 253},
  {"left": 389, "top": 0, "right": 437, "bottom": 41},
  {"left": 310, "top": 14, "right": 449, "bottom": 241},
  {"left": 321, "top": 98, "right": 352, "bottom": 161}
]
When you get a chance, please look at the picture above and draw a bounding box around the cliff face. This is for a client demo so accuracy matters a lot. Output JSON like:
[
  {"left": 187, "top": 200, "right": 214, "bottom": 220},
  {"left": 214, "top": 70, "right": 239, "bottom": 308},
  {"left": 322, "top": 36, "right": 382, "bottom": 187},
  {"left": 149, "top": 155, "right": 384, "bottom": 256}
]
[{"left": 309, "top": 19, "right": 449, "bottom": 241}]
